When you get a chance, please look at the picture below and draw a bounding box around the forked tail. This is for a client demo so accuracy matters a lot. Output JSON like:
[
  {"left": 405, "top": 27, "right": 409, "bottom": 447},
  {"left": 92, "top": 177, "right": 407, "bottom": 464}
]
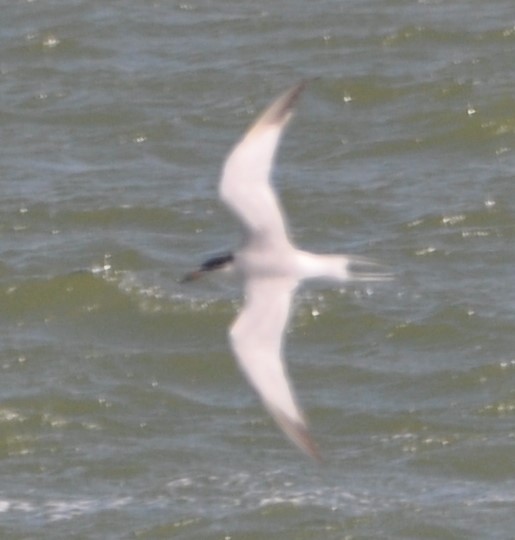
[{"left": 345, "top": 255, "right": 394, "bottom": 282}]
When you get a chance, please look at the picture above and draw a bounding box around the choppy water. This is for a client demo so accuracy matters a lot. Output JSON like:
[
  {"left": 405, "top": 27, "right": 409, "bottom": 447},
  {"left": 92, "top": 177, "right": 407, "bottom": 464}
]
[{"left": 2, "top": 1, "right": 515, "bottom": 538}]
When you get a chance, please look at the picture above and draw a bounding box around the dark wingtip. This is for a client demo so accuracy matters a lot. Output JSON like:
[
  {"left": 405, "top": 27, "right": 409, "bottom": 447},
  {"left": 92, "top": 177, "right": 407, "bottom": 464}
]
[
  {"left": 271, "top": 407, "right": 323, "bottom": 462},
  {"left": 273, "top": 80, "right": 308, "bottom": 122},
  {"left": 297, "top": 423, "right": 323, "bottom": 463},
  {"left": 250, "top": 80, "right": 313, "bottom": 132}
]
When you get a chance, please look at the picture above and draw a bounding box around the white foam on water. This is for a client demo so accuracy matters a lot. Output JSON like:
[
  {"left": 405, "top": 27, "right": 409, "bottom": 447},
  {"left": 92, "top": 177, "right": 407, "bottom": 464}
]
[{"left": 0, "top": 496, "right": 133, "bottom": 522}]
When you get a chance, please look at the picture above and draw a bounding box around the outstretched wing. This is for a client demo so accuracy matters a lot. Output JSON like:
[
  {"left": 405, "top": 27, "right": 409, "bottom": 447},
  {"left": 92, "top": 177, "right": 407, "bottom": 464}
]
[
  {"left": 219, "top": 82, "right": 306, "bottom": 249},
  {"left": 228, "top": 276, "right": 320, "bottom": 460}
]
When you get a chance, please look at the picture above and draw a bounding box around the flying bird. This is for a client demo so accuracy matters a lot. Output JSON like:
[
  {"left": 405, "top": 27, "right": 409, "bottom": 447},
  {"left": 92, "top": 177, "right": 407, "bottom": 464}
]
[{"left": 183, "top": 82, "right": 391, "bottom": 460}]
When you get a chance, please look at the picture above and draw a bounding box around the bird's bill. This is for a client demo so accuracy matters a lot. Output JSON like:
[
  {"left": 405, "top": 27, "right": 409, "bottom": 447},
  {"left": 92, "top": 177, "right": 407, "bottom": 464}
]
[{"left": 180, "top": 269, "right": 205, "bottom": 283}]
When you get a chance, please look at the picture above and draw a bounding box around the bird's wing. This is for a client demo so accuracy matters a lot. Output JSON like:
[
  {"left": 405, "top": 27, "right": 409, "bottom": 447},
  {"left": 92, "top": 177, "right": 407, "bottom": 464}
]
[
  {"left": 228, "top": 276, "right": 320, "bottom": 460},
  {"left": 219, "top": 82, "right": 306, "bottom": 248}
]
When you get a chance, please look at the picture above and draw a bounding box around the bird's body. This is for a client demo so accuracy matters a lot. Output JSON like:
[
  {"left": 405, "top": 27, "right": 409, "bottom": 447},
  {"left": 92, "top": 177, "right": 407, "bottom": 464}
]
[{"left": 184, "top": 82, "right": 391, "bottom": 460}]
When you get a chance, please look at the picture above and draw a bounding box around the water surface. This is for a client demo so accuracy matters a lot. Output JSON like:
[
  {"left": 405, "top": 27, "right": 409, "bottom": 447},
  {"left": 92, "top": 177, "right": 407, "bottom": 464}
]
[{"left": 1, "top": 1, "right": 515, "bottom": 538}]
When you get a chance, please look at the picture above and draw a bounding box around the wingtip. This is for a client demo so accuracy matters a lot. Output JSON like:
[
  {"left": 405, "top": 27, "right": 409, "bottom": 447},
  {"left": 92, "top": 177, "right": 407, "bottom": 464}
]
[
  {"left": 296, "top": 423, "right": 323, "bottom": 463},
  {"left": 248, "top": 80, "right": 310, "bottom": 133},
  {"left": 271, "top": 81, "right": 308, "bottom": 123},
  {"left": 271, "top": 407, "right": 323, "bottom": 462}
]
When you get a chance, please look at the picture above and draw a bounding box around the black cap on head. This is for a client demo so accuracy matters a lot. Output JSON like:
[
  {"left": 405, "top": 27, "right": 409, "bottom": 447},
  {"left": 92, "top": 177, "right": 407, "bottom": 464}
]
[{"left": 181, "top": 253, "right": 234, "bottom": 283}]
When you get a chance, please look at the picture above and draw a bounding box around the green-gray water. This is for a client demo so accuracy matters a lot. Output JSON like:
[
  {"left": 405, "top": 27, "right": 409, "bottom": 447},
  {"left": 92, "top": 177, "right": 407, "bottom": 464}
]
[{"left": 1, "top": 1, "right": 515, "bottom": 538}]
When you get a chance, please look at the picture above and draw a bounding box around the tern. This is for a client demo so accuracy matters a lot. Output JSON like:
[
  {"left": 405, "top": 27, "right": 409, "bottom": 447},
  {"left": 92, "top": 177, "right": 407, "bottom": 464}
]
[{"left": 183, "top": 82, "right": 391, "bottom": 460}]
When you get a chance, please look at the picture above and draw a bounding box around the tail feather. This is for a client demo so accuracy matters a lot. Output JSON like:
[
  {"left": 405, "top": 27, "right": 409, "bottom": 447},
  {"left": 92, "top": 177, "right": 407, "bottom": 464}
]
[{"left": 345, "top": 255, "right": 394, "bottom": 282}]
